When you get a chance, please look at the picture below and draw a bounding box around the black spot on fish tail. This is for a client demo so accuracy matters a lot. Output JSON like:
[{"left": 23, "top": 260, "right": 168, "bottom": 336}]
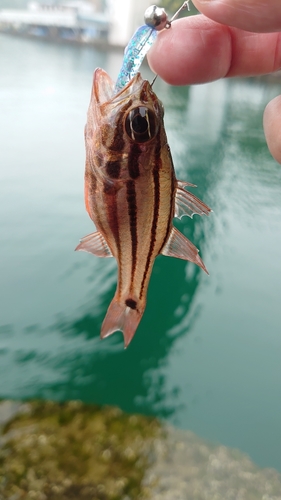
[{"left": 125, "top": 298, "right": 137, "bottom": 310}]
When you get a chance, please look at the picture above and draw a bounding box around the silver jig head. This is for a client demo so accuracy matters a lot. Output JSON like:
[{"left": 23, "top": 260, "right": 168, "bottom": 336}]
[{"left": 144, "top": 1, "right": 190, "bottom": 31}]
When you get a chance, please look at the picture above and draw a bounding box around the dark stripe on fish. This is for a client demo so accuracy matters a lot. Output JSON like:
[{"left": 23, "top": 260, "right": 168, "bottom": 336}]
[
  {"left": 106, "top": 191, "right": 122, "bottom": 293},
  {"left": 128, "top": 143, "right": 141, "bottom": 179},
  {"left": 126, "top": 180, "right": 138, "bottom": 286},
  {"left": 110, "top": 117, "right": 125, "bottom": 151},
  {"left": 106, "top": 160, "right": 121, "bottom": 179},
  {"left": 140, "top": 136, "right": 161, "bottom": 299},
  {"left": 110, "top": 99, "right": 132, "bottom": 151},
  {"left": 103, "top": 179, "right": 117, "bottom": 195}
]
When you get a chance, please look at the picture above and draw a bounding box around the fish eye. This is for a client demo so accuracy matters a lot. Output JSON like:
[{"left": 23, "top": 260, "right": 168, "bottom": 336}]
[{"left": 125, "top": 106, "right": 157, "bottom": 143}]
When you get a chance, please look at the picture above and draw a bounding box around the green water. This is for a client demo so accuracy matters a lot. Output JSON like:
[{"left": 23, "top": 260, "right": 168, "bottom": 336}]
[{"left": 0, "top": 32, "right": 281, "bottom": 473}]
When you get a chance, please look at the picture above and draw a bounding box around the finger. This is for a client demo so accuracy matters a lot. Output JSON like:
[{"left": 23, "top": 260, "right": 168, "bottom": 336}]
[
  {"left": 147, "top": 16, "right": 281, "bottom": 85},
  {"left": 192, "top": 0, "right": 281, "bottom": 33},
  {"left": 263, "top": 96, "right": 281, "bottom": 164}
]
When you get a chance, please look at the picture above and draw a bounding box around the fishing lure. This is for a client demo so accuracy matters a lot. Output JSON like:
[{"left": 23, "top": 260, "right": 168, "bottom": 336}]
[
  {"left": 76, "top": 2, "right": 211, "bottom": 347},
  {"left": 114, "top": 2, "right": 190, "bottom": 93}
]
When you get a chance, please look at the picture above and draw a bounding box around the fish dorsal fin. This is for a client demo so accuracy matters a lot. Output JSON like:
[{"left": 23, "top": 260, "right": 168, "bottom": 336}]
[
  {"left": 161, "top": 226, "right": 208, "bottom": 274},
  {"left": 175, "top": 181, "right": 212, "bottom": 219},
  {"left": 75, "top": 231, "right": 113, "bottom": 258}
]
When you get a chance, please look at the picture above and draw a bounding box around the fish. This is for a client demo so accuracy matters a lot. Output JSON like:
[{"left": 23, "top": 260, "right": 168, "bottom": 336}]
[{"left": 76, "top": 68, "right": 211, "bottom": 347}]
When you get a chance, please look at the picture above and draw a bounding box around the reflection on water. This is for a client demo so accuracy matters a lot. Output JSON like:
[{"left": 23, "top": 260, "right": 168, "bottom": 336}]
[{"left": 0, "top": 33, "right": 281, "bottom": 471}]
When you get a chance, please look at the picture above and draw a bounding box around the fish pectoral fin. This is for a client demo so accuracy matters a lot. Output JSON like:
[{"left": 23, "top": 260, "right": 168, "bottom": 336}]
[
  {"left": 175, "top": 180, "right": 212, "bottom": 219},
  {"left": 161, "top": 226, "right": 209, "bottom": 275},
  {"left": 101, "top": 297, "right": 144, "bottom": 348},
  {"left": 75, "top": 231, "right": 113, "bottom": 258}
]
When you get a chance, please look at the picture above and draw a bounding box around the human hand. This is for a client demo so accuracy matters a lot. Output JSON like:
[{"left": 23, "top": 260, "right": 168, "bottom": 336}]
[{"left": 147, "top": 0, "right": 281, "bottom": 163}]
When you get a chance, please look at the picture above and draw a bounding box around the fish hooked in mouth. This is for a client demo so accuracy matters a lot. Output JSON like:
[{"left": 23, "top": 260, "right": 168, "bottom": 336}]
[{"left": 76, "top": 68, "right": 211, "bottom": 347}]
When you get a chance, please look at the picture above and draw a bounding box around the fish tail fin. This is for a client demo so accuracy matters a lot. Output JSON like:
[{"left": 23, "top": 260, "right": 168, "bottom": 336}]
[{"left": 100, "top": 296, "right": 144, "bottom": 348}]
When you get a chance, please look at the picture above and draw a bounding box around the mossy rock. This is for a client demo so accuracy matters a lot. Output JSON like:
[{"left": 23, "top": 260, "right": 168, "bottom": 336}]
[{"left": 0, "top": 400, "right": 162, "bottom": 500}]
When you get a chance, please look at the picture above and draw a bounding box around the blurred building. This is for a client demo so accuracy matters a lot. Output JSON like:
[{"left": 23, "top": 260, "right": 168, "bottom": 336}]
[{"left": 0, "top": 0, "right": 156, "bottom": 46}]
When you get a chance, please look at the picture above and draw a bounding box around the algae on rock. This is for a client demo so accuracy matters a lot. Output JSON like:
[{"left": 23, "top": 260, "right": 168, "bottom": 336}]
[{"left": 0, "top": 400, "right": 161, "bottom": 500}]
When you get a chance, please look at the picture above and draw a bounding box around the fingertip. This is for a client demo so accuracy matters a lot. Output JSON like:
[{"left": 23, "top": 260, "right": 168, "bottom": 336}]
[
  {"left": 192, "top": 0, "right": 281, "bottom": 33},
  {"left": 147, "top": 16, "right": 231, "bottom": 85},
  {"left": 264, "top": 96, "right": 281, "bottom": 164}
]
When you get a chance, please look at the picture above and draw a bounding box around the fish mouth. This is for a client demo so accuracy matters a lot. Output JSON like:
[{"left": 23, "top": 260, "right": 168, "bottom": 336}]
[
  {"left": 113, "top": 73, "right": 152, "bottom": 103},
  {"left": 93, "top": 68, "right": 155, "bottom": 107}
]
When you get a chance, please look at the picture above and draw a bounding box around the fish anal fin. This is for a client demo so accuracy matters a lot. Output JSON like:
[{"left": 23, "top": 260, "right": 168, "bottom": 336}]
[
  {"left": 161, "top": 226, "right": 209, "bottom": 275},
  {"left": 175, "top": 180, "right": 212, "bottom": 219},
  {"left": 75, "top": 231, "right": 113, "bottom": 258},
  {"left": 101, "top": 297, "right": 144, "bottom": 348}
]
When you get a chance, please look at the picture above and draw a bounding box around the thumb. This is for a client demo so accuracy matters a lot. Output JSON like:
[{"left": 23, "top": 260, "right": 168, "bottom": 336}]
[{"left": 263, "top": 96, "right": 281, "bottom": 164}]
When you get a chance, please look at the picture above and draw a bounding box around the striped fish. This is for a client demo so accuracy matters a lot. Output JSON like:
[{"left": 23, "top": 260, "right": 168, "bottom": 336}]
[{"left": 76, "top": 68, "right": 211, "bottom": 347}]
